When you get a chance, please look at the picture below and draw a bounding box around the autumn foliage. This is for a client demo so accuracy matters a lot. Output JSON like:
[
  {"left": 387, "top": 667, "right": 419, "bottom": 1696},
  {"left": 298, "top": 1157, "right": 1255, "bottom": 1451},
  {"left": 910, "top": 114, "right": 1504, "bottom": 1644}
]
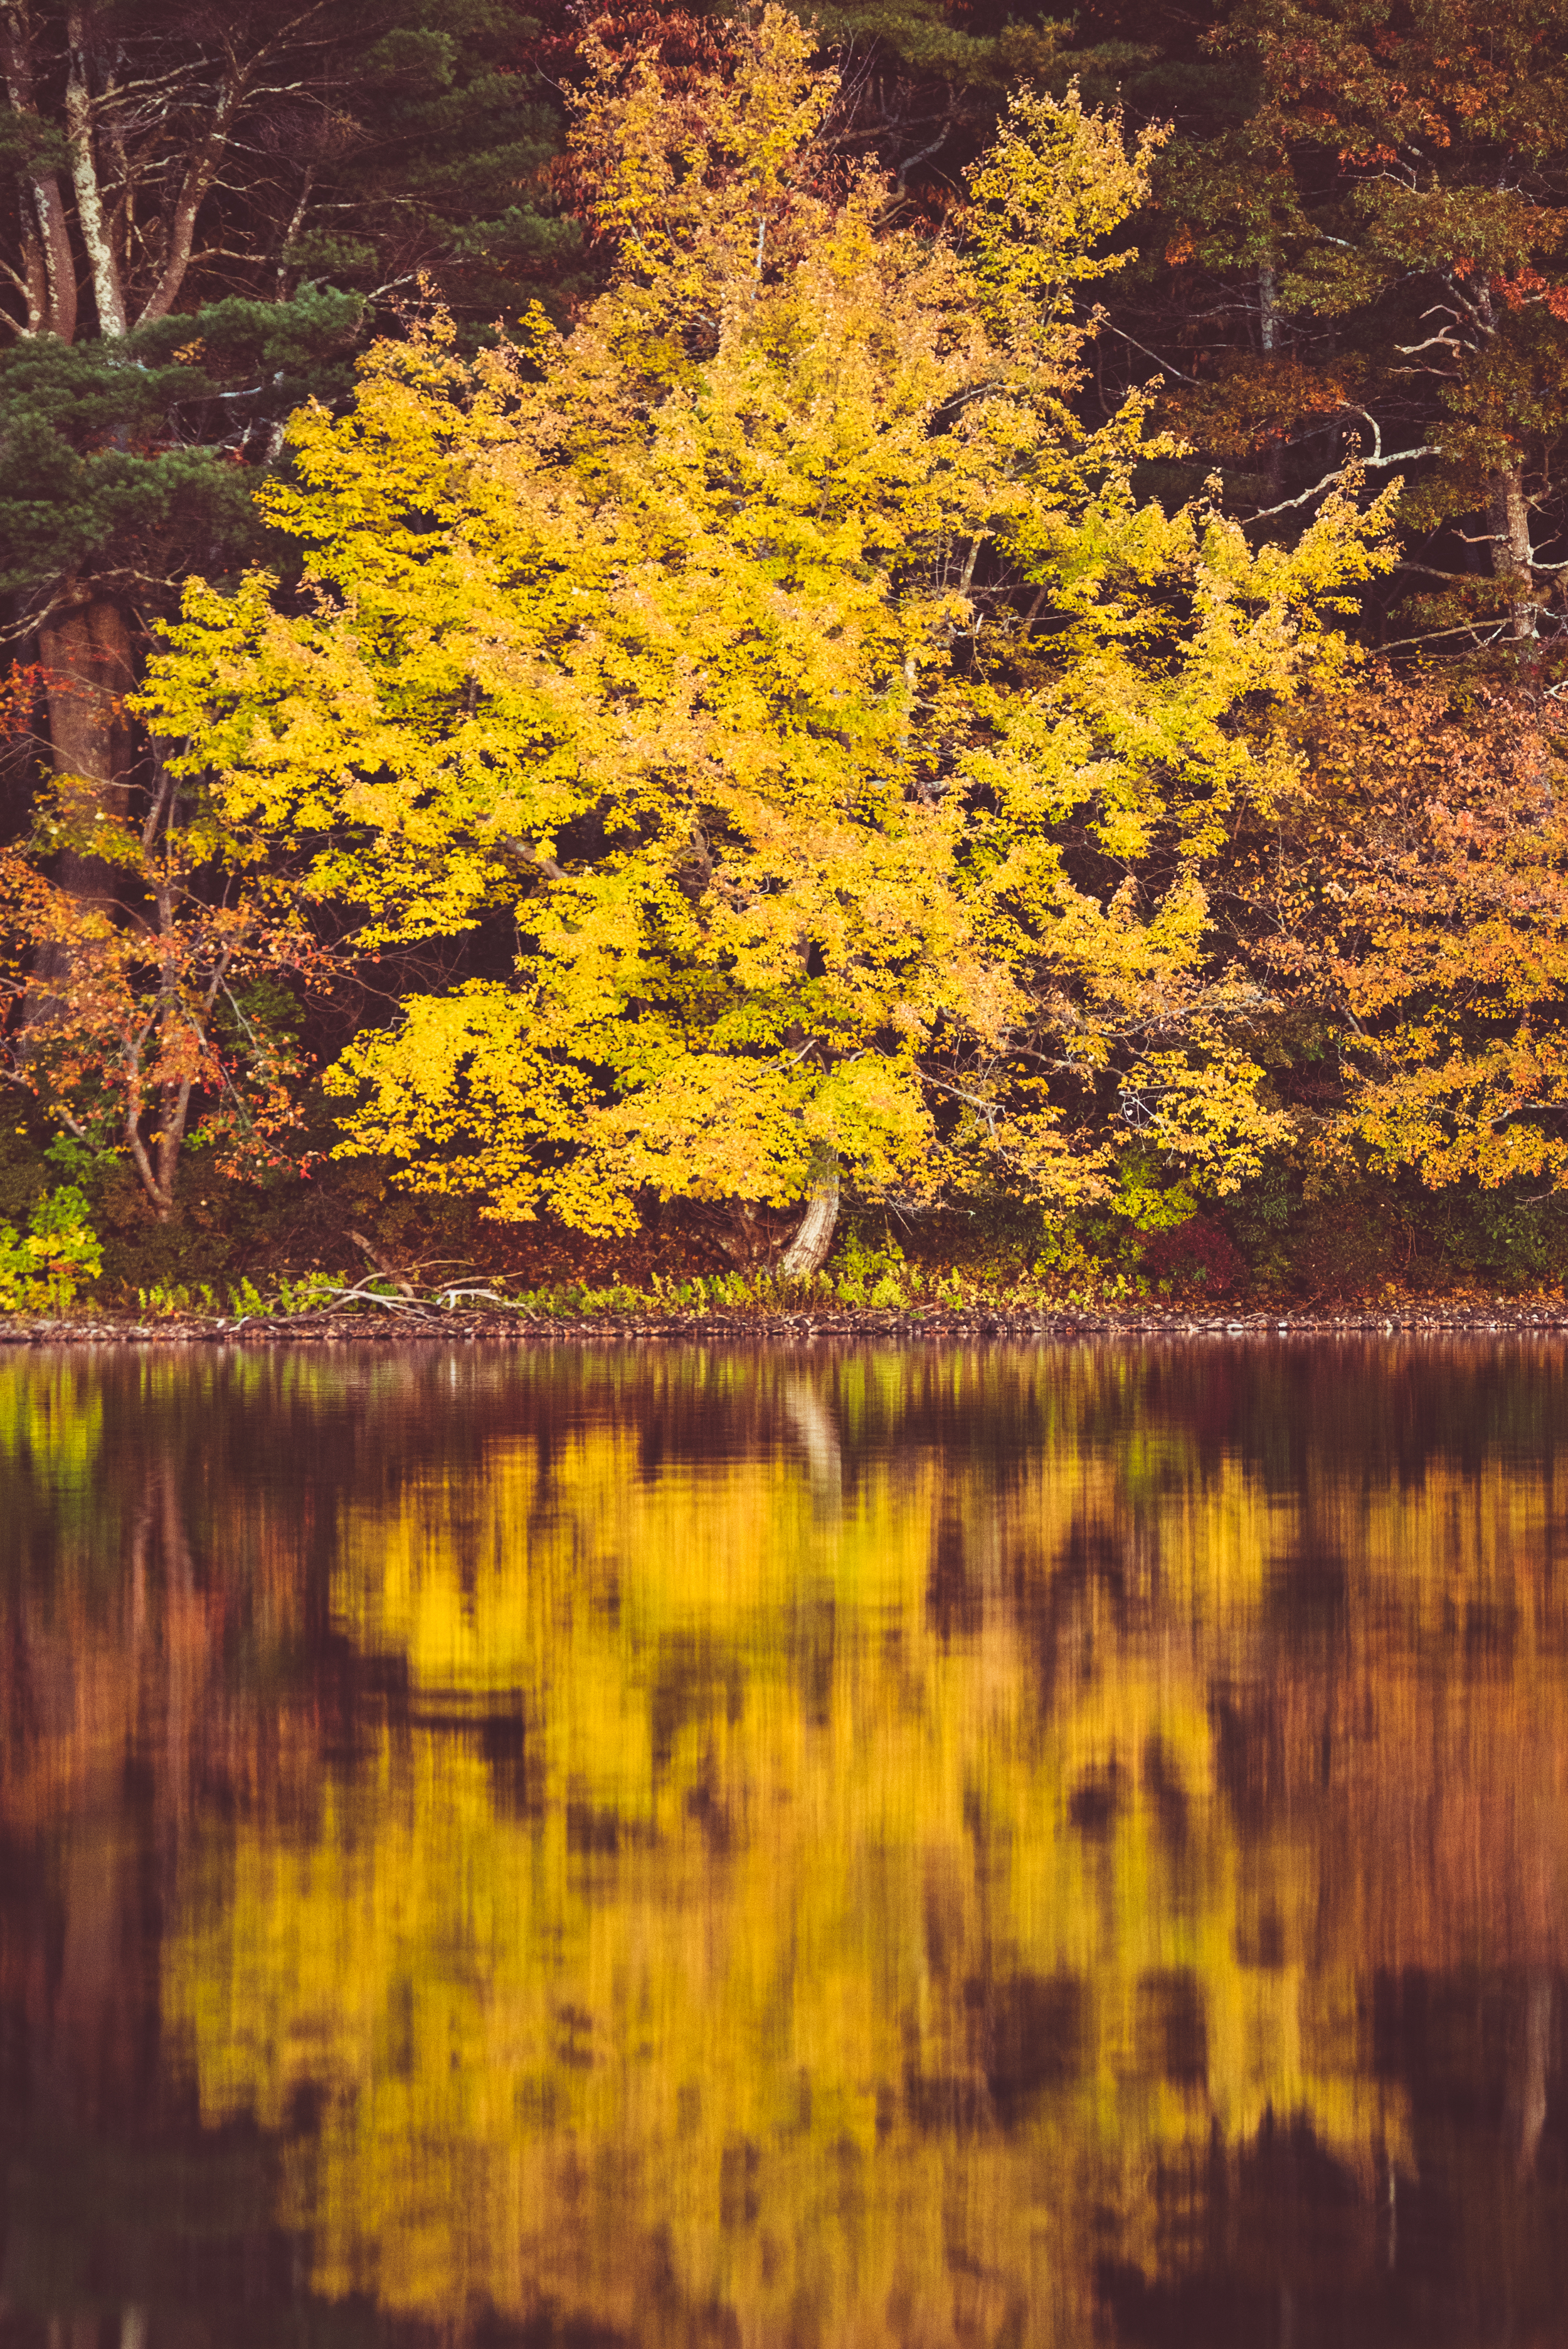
[
  {"left": 134, "top": 10, "right": 1391, "bottom": 1256},
  {"left": 0, "top": 761, "right": 334, "bottom": 1216},
  {"left": 1247, "top": 671, "right": 1568, "bottom": 1191},
  {"left": 1, "top": 0, "right": 1567, "bottom": 1284}
]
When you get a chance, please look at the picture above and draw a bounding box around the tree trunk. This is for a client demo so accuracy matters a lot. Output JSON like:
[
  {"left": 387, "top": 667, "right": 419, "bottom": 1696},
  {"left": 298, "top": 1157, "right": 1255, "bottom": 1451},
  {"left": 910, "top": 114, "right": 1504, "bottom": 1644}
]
[
  {"left": 25, "top": 595, "right": 137, "bottom": 1021},
  {"left": 29, "top": 166, "right": 77, "bottom": 339},
  {"left": 1259, "top": 263, "right": 1286, "bottom": 495},
  {"left": 65, "top": 3, "right": 127, "bottom": 338},
  {"left": 37, "top": 594, "right": 135, "bottom": 901},
  {"left": 1487, "top": 462, "right": 1539, "bottom": 643},
  {"left": 778, "top": 1147, "right": 840, "bottom": 1277},
  {"left": 137, "top": 70, "right": 243, "bottom": 326},
  {"left": 0, "top": 2, "right": 78, "bottom": 340}
]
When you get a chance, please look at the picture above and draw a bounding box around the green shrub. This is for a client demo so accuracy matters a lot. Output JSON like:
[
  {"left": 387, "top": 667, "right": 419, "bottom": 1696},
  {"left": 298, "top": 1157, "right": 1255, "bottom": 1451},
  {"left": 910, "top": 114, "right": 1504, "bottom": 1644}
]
[
  {"left": 0, "top": 1185, "right": 103, "bottom": 1314},
  {"left": 1430, "top": 1190, "right": 1568, "bottom": 1290},
  {"left": 828, "top": 1225, "right": 921, "bottom": 1308}
]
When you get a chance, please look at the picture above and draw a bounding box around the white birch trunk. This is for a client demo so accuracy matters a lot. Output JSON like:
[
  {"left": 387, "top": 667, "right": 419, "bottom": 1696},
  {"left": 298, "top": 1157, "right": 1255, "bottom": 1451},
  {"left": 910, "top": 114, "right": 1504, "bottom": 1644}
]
[
  {"left": 65, "top": 4, "right": 126, "bottom": 338},
  {"left": 1487, "top": 462, "right": 1539, "bottom": 642},
  {"left": 778, "top": 1149, "right": 840, "bottom": 1277}
]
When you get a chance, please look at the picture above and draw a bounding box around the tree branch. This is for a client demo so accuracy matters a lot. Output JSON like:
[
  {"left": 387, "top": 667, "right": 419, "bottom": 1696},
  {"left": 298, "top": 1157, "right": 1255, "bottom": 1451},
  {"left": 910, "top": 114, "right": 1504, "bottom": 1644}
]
[
  {"left": 137, "top": 60, "right": 247, "bottom": 324},
  {"left": 1244, "top": 439, "right": 1437, "bottom": 522}
]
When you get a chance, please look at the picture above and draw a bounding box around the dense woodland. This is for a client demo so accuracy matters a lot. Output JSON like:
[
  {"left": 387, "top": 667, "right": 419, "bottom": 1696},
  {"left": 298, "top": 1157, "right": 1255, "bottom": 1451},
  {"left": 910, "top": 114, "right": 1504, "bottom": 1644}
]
[{"left": 1, "top": 0, "right": 1566, "bottom": 1312}]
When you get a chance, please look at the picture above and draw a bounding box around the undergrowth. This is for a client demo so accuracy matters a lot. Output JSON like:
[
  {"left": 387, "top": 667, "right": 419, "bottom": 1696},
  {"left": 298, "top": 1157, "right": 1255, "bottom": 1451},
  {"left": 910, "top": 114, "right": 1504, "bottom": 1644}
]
[
  {"left": 5, "top": 1111, "right": 1568, "bottom": 1322},
  {"left": 117, "top": 1229, "right": 1152, "bottom": 1323}
]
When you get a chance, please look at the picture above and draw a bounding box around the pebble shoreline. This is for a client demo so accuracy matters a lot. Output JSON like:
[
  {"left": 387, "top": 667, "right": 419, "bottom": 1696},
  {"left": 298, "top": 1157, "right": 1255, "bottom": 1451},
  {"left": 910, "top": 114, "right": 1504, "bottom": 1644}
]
[{"left": 6, "top": 1303, "right": 1568, "bottom": 1345}]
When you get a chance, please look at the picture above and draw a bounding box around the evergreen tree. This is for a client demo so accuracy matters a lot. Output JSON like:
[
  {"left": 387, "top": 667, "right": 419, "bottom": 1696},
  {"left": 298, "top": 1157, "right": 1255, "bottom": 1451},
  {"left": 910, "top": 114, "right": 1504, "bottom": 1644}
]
[{"left": 0, "top": 0, "right": 572, "bottom": 940}]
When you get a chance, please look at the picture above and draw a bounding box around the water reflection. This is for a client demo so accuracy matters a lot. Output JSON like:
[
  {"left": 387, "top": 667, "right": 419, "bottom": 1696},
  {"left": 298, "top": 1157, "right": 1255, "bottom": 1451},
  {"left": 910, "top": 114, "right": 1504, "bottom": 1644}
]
[{"left": 1, "top": 1341, "right": 1567, "bottom": 2346}]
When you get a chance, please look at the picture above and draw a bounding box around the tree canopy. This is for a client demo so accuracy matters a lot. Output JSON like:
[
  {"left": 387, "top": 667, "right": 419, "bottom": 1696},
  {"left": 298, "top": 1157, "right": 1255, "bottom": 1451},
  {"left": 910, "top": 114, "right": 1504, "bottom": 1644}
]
[{"left": 139, "top": 8, "right": 1391, "bottom": 1251}]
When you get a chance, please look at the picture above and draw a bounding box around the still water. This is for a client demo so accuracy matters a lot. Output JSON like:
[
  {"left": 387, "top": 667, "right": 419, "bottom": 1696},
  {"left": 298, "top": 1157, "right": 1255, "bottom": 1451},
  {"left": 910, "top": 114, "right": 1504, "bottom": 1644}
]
[{"left": 2, "top": 1340, "right": 1567, "bottom": 2348}]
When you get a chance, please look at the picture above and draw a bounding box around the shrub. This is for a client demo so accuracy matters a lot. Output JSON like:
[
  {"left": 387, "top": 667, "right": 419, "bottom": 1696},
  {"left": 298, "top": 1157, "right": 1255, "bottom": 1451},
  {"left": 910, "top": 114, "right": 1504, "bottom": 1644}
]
[
  {"left": 0, "top": 1185, "right": 103, "bottom": 1313},
  {"left": 1141, "top": 1214, "right": 1246, "bottom": 1299}
]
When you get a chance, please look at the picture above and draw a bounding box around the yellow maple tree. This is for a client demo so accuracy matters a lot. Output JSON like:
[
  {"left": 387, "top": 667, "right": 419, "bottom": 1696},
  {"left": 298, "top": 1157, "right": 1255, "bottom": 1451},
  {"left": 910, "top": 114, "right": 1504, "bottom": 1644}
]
[{"left": 140, "top": 8, "right": 1394, "bottom": 1256}]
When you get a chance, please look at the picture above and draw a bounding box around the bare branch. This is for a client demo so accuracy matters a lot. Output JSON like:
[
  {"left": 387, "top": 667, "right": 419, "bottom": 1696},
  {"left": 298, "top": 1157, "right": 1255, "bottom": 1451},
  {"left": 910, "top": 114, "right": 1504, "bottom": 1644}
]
[{"left": 1244, "top": 438, "right": 1437, "bottom": 522}]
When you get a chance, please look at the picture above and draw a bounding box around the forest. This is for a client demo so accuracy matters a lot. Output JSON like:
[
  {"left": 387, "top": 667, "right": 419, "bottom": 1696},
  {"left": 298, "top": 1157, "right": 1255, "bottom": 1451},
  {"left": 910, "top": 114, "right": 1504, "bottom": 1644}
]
[{"left": 1, "top": 0, "right": 1565, "bottom": 1317}]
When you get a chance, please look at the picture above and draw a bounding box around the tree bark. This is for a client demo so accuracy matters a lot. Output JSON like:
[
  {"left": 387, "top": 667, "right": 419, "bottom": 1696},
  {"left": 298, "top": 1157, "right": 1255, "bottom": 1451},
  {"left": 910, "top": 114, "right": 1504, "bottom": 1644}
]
[
  {"left": 1487, "top": 462, "right": 1538, "bottom": 643},
  {"left": 778, "top": 1147, "right": 840, "bottom": 1276},
  {"left": 0, "top": 1, "right": 77, "bottom": 339},
  {"left": 25, "top": 596, "right": 137, "bottom": 1022},
  {"left": 30, "top": 166, "right": 77, "bottom": 338},
  {"left": 12, "top": 184, "right": 48, "bottom": 333},
  {"left": 38, "top": 594, "right": 135, "bottom": 889},
  {"left": 65, "top": 4, "right": 126, "bottom": 339}
]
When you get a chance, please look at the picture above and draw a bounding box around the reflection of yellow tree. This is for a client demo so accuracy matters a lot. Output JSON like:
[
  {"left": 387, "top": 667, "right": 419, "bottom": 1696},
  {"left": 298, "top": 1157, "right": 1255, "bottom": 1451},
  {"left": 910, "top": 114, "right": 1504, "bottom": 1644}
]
[
  {"left": 3, "top": 1355, "right": 1565, "bottom": 2345},
  {"left": 8, "top": 1338, "right": 1565, "bottom": 2335},
  {"left": 163, "top": 1347, "right": 1482, "bottom": 2344}
]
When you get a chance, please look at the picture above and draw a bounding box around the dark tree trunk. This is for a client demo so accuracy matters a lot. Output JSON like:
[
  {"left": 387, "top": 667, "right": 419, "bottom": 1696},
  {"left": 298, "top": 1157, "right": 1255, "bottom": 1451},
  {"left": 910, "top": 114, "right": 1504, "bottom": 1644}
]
[
  {"left": 25, "top": 593, "right": 137, "bottom": 1017},
  {"left": 38, "top": 593, "right": 137, "bottom": 871}
]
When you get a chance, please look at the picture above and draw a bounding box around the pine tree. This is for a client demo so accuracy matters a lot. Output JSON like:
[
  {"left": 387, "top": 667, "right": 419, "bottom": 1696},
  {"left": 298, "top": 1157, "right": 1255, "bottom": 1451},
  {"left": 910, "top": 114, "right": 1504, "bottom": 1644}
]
[{"left": 0, "top": 0, "right": 571, "bottom": 939}]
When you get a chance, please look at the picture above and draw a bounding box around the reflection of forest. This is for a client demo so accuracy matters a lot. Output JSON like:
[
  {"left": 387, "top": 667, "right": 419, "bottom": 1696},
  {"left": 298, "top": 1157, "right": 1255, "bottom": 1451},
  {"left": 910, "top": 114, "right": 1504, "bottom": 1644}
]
[{"left": 3, "top": 1343, "right": 1568, "bottom": 2347}]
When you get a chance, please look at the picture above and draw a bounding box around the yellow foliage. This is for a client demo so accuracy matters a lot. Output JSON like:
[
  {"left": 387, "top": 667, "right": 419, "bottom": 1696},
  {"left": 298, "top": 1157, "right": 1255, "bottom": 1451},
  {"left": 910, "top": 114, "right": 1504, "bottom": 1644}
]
[
  {"left": 159, "top": 1344, "right": 1539, "bottom": 2338},
  {"left": 140, "top": 9, "right": 1394, "bottom": 1230}
]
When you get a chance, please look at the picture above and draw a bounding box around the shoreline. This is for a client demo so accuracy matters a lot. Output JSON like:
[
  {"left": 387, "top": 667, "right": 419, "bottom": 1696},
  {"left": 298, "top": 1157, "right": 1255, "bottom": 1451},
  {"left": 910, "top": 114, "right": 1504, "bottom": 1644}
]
[{"left": 7, "top": 1301, "right": 1568, "bottom": 1345}]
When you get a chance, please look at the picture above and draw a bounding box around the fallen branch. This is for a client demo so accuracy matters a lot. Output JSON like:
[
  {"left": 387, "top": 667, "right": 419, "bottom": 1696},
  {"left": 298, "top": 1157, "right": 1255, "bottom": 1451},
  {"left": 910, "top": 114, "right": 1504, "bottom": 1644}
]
[
  {"left": 347, "top": 1228, "right": 418, "bottom": 1297},
  {"left": 436, "top": 1285, "right": 536, "bottom": 1313}
]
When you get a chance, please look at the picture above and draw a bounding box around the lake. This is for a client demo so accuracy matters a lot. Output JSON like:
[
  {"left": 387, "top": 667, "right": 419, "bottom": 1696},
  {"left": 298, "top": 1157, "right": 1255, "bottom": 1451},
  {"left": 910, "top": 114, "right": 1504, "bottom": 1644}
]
[{"left": 1, "top": 1339, "right": 1565, "bottom": 2348}]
